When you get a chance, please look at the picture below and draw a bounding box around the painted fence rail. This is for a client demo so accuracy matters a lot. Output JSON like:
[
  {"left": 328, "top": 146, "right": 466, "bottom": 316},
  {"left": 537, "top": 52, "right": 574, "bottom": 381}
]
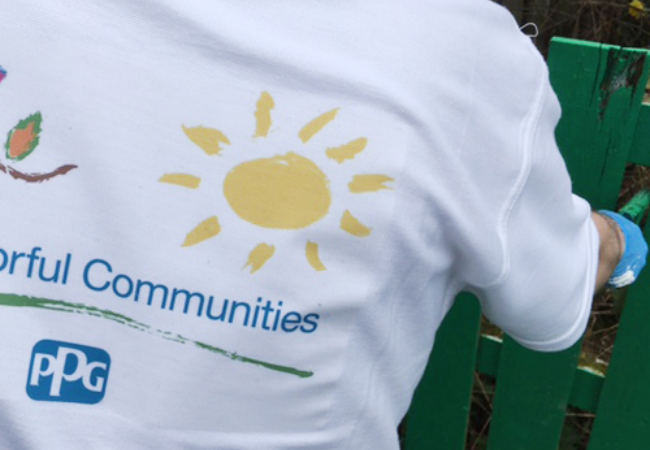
[{"left": 405, "top": 38, "right": 650, "bottom": 450}]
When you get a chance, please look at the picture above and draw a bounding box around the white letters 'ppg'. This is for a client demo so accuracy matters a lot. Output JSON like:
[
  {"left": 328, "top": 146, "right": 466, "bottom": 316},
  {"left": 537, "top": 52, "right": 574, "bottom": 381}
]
[
  {"left": 30, "top": 347, "right": 107, "bottom": 396},
  {"left": 27, "top": 341, "right": 110, "bottom": 404}
]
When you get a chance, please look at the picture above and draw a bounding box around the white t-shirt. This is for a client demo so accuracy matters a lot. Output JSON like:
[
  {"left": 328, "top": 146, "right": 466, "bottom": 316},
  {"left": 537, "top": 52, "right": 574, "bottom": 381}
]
[{"left": 0, "top": 1, "right": 598, "bottom": 449}]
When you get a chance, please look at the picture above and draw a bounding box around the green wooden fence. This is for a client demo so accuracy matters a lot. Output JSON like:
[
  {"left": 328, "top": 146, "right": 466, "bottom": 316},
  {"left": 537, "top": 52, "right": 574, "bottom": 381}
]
[{"left": 405, "top": 37, "right": 650, "bottom": 450}]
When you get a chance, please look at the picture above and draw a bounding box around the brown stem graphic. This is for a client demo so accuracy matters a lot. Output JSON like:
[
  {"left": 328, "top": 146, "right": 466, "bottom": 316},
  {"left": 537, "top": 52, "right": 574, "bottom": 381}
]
[{"left": 0, "top": 161, "right": 77, "bottom": 182}]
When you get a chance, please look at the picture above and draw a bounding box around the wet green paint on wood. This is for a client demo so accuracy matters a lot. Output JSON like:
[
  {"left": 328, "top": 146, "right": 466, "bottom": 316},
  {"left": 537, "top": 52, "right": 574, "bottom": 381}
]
[
  {"left": 487, "top": 337, "right": 582, "bottom": 450},
  {"left": 550, "top": 38, "right": 650, "bottom": 209},
  {"left": 587, "top": 220, "right": 650, "bottom": 449},
  {"left": 568, "top": 366, "right": 605, "bottom": 413},
  {"left": 475, "top": 335, "right": 502, "bottom": 378},
  {"left": 473, "top": 335, "right": 605, "bottom": 413},
  {"left": 405, "top": 293, "right": 481, "bottom": 450},
  {"left": 628, "top": 103, "right": 650, "bottom": 166}
]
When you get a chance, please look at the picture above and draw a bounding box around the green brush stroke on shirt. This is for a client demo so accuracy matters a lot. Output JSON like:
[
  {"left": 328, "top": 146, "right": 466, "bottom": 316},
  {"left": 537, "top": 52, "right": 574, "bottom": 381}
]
[{"left": 0, "top": 293, "right": 313, "bottom": 379}]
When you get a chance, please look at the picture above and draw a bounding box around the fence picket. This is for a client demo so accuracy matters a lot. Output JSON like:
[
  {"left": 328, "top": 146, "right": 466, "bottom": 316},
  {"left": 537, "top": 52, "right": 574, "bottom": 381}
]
[
  {"left": 487, "top": 340, "right": 581, "bottom": 450},
  {"left": 405, "top": 294, "right": 481, "bottom": 450},
  {"left": 549, "top": 38, "right": 650, "bottom": 208},
  {"left": 587, "top": 220, "right": 650, "bottom": 449}
]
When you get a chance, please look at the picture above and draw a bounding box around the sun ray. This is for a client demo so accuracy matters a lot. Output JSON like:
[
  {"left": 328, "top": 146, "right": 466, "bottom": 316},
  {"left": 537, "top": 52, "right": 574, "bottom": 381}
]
[
  {"left": 159, "top": 173, "right": 201, "bottom": 189},
  {"left": 183, "top": 125, "right": 231, "bottom": 155},
  {"left": 341, "top": 210, "right": 371, "bottom": 237},
  {"left": 182, "top": 216, "right": 221, "bottom": 247},
  {"left": 253, "top": 91, "right": 275, "bottom": 138},
  {"left": 326, "top": 137, "right": 367, "bottom": 163},
  {"left": 348, "top": 174, "right": 394, "bottom": 193},
  {"left": 244, "top": 243, "right": 275, "bottom": 273},
  {"left": 305, "top": 241, "right": 327, "bottom": 271},
  {"left": 299, "top": 108, "right": 339, "bottom": 143}
]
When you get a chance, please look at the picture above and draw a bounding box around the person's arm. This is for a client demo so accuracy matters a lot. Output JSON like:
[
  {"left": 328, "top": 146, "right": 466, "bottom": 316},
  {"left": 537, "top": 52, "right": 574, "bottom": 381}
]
[
  {"left": 592, "top": 210, "right": 648, "bottom": 292},
  {"left": 591, "top": 211, "right": 624, "bottom": 291}
]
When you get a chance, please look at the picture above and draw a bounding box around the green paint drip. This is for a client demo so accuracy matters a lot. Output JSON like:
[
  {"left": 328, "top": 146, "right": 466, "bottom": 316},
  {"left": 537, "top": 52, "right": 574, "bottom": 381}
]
[{"left": 0, "top": 293, "right": 313, "bottom": 379}]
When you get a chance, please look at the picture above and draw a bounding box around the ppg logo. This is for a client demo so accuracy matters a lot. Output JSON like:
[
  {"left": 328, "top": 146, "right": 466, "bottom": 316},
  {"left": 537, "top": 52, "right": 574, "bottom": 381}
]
[{"left": 27, "top": 340, "right": 110, "bottom": 404}]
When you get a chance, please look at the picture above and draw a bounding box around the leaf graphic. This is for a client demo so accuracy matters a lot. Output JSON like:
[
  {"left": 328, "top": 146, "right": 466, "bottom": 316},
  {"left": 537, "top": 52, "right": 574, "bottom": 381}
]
[{"left": 5, "top": 112, "right": 42, "bottom": 162}]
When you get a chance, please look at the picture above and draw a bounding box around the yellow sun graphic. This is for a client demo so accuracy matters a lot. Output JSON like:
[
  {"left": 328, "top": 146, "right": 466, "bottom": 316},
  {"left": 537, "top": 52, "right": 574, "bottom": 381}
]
[{"left": 159, "top": 91, "right": 394, "bottom": 273}]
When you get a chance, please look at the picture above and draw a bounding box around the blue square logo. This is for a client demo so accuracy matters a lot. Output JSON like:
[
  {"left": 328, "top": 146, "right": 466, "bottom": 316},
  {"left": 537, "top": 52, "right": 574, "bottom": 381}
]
[{"left": 27, "top": 340, "right": 110, "bottom": 404}]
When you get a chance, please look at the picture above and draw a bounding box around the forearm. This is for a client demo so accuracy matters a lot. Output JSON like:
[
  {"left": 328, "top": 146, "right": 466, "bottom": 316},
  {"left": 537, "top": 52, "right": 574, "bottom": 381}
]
[{"left": 591, "top": 211, "right": 624, "bottom": 292}]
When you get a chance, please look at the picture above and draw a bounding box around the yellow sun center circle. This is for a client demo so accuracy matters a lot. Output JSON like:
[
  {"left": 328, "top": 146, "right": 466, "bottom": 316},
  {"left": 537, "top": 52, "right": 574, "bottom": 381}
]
[{"left": 223, "top": 152, "right": 331, "bottom": 229}]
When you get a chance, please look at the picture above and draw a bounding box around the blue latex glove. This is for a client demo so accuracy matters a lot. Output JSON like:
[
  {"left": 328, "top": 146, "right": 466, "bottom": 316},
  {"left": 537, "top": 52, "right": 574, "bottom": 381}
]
[{"left": 598, "top": 210, "right": 649, "bottom": 288}]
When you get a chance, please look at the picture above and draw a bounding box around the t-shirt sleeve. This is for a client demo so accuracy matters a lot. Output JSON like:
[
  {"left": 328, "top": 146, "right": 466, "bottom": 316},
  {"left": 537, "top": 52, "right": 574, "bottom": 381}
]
[{"left": 469, "top": 75, "right": 599, "bottom": 353}]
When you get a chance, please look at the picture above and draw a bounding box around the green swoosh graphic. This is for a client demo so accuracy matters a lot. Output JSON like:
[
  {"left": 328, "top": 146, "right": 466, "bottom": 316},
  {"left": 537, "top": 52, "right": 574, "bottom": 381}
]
[{"left": 0, "top": 293, "right": 313, "bottom": 378}]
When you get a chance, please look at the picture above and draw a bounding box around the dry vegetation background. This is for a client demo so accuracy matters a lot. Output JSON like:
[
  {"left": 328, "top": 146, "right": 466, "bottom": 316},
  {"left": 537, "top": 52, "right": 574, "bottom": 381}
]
[
  {"left": 496, "top": 0, "right": 650, "bottom": 55},
  {"left": 467, "top": 1, "right": 650, "bottom": 449}
]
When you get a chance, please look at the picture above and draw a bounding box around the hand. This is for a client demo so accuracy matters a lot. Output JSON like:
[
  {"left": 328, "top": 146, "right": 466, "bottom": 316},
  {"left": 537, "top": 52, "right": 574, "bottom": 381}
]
[{"left": 598, "top": 210, "right": 648, "bottom": 288}]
